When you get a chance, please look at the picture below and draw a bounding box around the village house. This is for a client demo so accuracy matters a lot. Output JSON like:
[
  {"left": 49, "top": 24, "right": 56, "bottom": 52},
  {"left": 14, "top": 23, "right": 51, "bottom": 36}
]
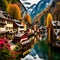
[
  {"left": 0, "top": 10, "right": 14, "bottom": 40},
  {"left": 0, "top": 0, "right": 28, "bottom": 40},
  {"left": 13, "top": 19, "right": 26, "bottom": 34}
]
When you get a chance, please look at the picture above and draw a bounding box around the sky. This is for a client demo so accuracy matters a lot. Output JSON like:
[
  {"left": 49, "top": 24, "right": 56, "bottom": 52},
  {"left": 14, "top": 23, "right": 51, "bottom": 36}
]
[{"left": 20, "top": 0, "right": 40, "bottom": 7}]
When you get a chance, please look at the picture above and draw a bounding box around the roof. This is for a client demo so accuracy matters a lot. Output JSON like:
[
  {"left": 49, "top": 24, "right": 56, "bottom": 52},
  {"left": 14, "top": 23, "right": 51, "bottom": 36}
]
[
  {"left": 15, "top": 33, "right": 24, "bottom": 37},
  {"left": 15, "top": 23, "right": 24, "bottom": 27},
  {"left": 51, "top": 21, "right": 60, "bottom": 26},
  {"left": 0, "top": 10, "right": 14, "bottom": 22},
  {"left": 0, "top": 17, "right": 14, "bottom": 22},
  {"left": 0, "top": 11, "right": 6, "bottom": 19},
  {"left": 13, "top": 19, "right": 21, "bottom": 23}
]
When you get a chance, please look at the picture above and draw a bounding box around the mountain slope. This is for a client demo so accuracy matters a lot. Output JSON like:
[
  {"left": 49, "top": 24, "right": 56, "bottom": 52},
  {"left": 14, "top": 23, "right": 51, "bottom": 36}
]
[
  {"left": 20, "top": 0, "right": 40, "bottom": 13},
  {"left": 30, "top": 0, "right": 53, "bottom": 19}
]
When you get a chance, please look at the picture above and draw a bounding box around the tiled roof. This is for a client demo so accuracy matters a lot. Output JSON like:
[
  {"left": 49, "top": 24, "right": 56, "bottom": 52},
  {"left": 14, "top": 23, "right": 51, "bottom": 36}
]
[
  {"left": 13, "top": 19, "right": 21, "bottom": 23},
  {"left": 0, "top": 10, "right": 14, "bottom": 22},
  {"left": 0, "top": 10, "right": 6, "bottom": 18}
]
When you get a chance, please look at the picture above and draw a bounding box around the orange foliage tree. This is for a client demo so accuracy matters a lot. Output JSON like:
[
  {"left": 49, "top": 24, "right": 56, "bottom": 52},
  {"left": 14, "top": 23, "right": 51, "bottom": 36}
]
[
  {"left": 46, "top": 13, "right": 53, "bottom": 28},
  {"left": 24, "top": 14, "right": 31, "bottom": 24},
  {"left": 7, "top": 4, "right": 21, "bottom": 20}
]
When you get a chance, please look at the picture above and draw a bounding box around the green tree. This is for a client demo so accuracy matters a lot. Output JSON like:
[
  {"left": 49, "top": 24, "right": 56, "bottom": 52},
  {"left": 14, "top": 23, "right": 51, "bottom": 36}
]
[
  {"left": 8, "top": 0, "right": 20, "bottom": 3},
  {"left": 0, "top": 0, "right": 8, "bottom": 11}
]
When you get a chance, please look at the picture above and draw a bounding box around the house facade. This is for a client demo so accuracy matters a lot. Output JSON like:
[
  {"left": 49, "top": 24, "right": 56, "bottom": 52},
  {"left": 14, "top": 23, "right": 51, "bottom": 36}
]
[
  {"left": 13, "top": 19, "right": 25, "bottom": 34},
  {"left": 0, "top": 10, "right": 13, "bottom": 32},
  {"left": 5, "top": 20, "right": 13, "bottom": 32},
  {"left": 0, "top": 10, "right": 14, "bottom": 39},
  {"left": 0, "top": 18, "right": 6, "bottom": 31}
]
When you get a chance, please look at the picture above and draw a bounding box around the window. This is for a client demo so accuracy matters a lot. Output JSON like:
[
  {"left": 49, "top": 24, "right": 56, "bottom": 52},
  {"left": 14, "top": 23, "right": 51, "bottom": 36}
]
[
  {"left": 10, "top": 21, "right": 13, "bottom": 24},
  {"left": 0, "top": 20, "right": 2, "bottom": 22},
  {"left": 7, "top": 21, "right": 9, "bottom": 24},
  {"left": 0, "top": 25, "right": 4, "bottom": 28},
  {"left": 2, "top": 20, "right": 5, "bottom": 22},
  {"left": 6, "top": 27, "right": 8, "bottom": 30},
  {"left": 11, "top": 27, "right": 13, "bottom": 29},
  {"left": 7, "top": 21, "right": 12, "bottom": 24},
  {"left": 9, "top": 27, "right": 10, "bottom": 29}
]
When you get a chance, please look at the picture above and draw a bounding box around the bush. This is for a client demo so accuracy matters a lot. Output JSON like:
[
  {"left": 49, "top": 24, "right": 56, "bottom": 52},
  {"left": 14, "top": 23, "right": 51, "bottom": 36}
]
[
  {"left": 0, "top": 38, "right": 11, "bottom": 60},
  {"left": 0, "top": 38, "right": 21, "bottom": 60}
]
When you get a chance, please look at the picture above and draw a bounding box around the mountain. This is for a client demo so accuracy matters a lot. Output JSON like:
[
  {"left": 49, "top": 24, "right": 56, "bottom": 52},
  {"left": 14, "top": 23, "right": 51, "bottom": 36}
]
[
  {"left": 20, "top": 0, "right": 39, "bottom": 13},
  {"left": 30, "top": 0, "right": 53, "bottom": 19},
  {"left": 27, "top": 4, "right": 36, "bottom": 14}
]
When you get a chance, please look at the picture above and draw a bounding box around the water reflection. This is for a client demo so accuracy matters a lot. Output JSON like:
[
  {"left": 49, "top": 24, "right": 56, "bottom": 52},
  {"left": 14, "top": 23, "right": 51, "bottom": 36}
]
[
  {"left": 24, "top": 34, "right": 60, "bottom": 60},
  {"left": 31, "top": 38, "right": 60, "bottom": 60}
]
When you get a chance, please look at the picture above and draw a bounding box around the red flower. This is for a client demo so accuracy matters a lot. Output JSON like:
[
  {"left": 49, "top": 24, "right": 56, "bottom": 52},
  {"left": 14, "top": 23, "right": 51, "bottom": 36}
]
[
  {"left": 12, "top": 56, "right": 16, "bottom": 58},
  {"left": 0, "top": 38, "right": 11, "bottom": 50},
  {"left": 6, "top": 43, "right": 11, "bottom": 50},
  {"left": 4, "top": 38, "right": 8, "bottom": 43},
  {"left": 0, "top": 46, "right": 4, "bottom": 50},
  {"left": 11, "top": 51, "right": 19, "bottom": 55},
  {"left": 0, "top": 38, "right": 5, "bottom": 50},
  {"left": 0, "top": 39, "right": 5, "bottom": 44},
  {"left": 11, "top": 51, "right": 19, "bottom": 59}
]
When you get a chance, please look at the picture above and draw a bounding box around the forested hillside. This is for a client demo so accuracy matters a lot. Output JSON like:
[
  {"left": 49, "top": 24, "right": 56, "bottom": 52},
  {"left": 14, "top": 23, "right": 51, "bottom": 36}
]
[{"left": 0, "top": 0, "right": 20, "bottom": 11}]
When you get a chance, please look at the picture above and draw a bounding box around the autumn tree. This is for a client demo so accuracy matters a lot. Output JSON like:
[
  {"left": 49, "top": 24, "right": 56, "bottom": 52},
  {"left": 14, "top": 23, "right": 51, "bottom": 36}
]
[
  {"left": 24, "top": 14, "right": 31, "bottom": 24},
  {"left": 7, "top": 4, "right": 21, "bottom": 20},
  {"left": 46, "top": 13, "right": 53, "bottom": 28},
  {"left": 46, "top": 13, "right": 53, "bottom": 42}
]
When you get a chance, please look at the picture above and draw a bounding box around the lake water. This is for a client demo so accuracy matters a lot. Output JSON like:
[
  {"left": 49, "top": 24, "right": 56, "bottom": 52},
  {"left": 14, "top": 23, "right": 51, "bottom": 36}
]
[{"left": 23, "top": 38, "right": 60, "bottom": 60}]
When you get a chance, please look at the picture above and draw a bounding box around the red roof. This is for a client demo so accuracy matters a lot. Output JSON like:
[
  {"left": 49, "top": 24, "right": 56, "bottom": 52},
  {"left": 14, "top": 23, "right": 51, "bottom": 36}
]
[{"left": 20, "top": 34, "right": 28, "bottom": 42}]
